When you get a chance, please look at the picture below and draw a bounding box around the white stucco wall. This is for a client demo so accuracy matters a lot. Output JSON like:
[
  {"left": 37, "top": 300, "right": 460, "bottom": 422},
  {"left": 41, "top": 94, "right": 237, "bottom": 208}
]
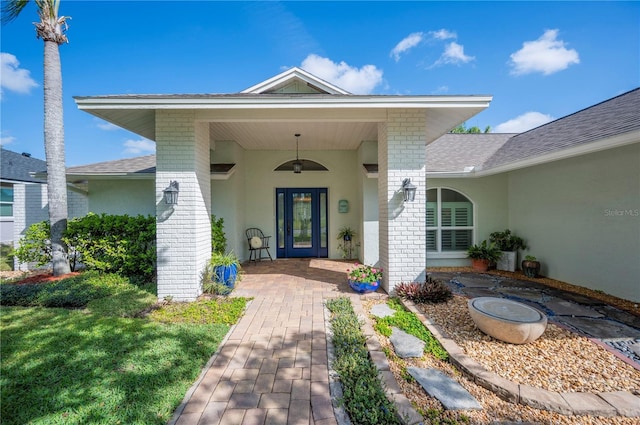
[
  {"left": 242, "top": 149, "right": 361, "bottom": 260},
  {"left": 426, "top": 174, "right": 509, "bottom": 267},
  {"left": 210, "top": 141, "right": 246, "bottom": 259},
  {"left": 507, "top": 143, "right": 640, "bottom": 302},
  {"left": 358, "top": 141, "right": 379, "bottom": 266},
  {"left": 86, "top": 179, "right": 154, "bottom": 216}
]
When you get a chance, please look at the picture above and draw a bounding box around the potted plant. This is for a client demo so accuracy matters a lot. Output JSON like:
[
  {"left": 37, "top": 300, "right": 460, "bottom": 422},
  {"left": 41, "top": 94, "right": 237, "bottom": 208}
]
[
  {"left": 467, "top": 240, "right": 502, "bottom": 272},
  {"left": 337, "top": 226, "right": 356, "bottom": 242},
  {"left": 209, "top": 251, "right": 241, "bottom": 289},
  {"left": 489, "top": 229, "right": 527, "bottom": 272},
  {"left": 347, "top": 263, "right": 382, "bottom": 293},
  {"left": 337, "top": 226, "right": 357, "bottom": 259},
  {"left": 522, "top": 255, "right": 541, "bottom": 278}
]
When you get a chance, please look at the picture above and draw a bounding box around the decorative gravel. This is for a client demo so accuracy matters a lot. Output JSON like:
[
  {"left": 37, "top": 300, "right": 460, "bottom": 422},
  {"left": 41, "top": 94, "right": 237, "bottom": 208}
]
[{"left": 364, "top": 297, "right": 640, "bottom": 425}]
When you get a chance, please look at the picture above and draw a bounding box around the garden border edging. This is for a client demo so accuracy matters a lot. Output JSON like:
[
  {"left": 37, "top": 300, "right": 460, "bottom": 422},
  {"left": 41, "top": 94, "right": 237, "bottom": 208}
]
[{"left": 399, "top": 298, "right": 640, "bottom": 418}]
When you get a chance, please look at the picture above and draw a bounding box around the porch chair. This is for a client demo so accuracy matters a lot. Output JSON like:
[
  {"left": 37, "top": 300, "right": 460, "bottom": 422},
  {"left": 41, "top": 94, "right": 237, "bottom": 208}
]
[{"left": 246, "top": 228, "right": 273, "bottom": 264}]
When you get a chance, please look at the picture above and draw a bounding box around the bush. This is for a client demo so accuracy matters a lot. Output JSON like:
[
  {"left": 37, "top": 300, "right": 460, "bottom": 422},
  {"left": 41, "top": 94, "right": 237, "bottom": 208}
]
[
  {"left": 394, "top": 276, "right": 452, "bottom": 304},
  {"left": 14, "top": 214, "right": 156, "bottom": 281},
  {"left": 211, "top": 215, "right": 227, "bottom": 254},
  {"left": 1, "top": 243, "right": 14, "bottom": 271},
  {"left": 326, "top": 297, "right": 401, "bottom": 425},
  {"left": 66, "top": 213, "right": 156, "bottom": 281},
  {"left": 13, "top": 220, "right": 52, "bottom": 269}
]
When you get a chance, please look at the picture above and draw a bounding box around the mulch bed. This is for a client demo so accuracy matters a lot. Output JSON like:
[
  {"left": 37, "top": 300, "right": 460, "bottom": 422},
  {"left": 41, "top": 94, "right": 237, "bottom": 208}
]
[{"left": 0, "top": 271, "right": 80, "bottom": 285}]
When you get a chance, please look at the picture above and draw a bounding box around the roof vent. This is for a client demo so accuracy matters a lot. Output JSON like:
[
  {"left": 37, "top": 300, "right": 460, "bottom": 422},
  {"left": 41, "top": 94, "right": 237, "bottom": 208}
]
[{"left": 21, "top": 152, "right": 32, "bottom": 157}]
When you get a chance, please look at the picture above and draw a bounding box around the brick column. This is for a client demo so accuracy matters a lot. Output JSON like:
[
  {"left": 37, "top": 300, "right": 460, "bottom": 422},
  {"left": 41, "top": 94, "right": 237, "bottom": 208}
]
[
  {"left": 378, "top": 109, "right": 426, "bottom": 293},
  {"left": 156, "top": 111, "right": 211, "bottom": 301}
]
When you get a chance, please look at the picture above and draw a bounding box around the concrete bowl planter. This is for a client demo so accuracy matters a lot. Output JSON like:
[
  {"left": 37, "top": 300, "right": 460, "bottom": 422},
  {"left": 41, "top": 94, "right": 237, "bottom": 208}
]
[{"left": 468, "top": 297, "right": 547, "bottom": 344}]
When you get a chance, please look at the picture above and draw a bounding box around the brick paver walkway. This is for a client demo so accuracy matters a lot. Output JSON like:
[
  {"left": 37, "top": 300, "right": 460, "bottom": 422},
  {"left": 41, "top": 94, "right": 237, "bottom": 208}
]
[{"left": 171, "top": 259, "right": 364, "bottom": 425}]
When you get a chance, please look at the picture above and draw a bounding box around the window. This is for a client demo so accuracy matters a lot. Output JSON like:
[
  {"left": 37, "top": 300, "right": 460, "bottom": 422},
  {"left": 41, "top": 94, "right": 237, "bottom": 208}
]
[
  {"left": 0, "top": 184, "right": 13, "bottom": 218},
  {"left": 427, "top": 188, "right": 474, "bottom": 253}
]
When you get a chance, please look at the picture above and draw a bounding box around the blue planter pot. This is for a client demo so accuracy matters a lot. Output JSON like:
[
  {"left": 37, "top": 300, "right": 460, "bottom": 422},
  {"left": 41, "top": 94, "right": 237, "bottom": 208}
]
[
  {"left": 214, "top": 264, "right": 238, "bottom": 289},
  {"left": 348, "top": 279, "right": 380, "bottom": 294}
]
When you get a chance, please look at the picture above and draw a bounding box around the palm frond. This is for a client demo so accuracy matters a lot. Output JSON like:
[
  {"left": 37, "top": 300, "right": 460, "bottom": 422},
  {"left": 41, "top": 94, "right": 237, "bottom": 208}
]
[{"left": 1, "top": 0, "right": 31, "bottom": 25}]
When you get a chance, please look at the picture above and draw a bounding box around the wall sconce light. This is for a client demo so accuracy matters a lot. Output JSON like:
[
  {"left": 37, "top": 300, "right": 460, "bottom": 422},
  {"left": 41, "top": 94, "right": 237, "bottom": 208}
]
[
  {"left": 402, "top": 178, "right": 417, "bottom": 202},
  {"left": 163, "top": 180, "right": 179, "bottom": 205}
]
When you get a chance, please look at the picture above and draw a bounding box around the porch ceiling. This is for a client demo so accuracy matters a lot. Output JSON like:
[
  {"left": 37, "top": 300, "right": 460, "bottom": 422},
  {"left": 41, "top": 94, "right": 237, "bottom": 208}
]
[{"left": 75, "top": 94, "right": 491, "bottom": 150}]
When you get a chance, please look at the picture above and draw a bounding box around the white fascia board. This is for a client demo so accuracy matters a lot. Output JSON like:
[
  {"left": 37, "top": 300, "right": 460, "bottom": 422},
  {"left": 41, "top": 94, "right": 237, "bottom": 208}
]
[
  {"left": 74, "top": 95, "right": 493, "bottom": 111},
  {"left": 66, "top": 173, "right": 155, "bottom": 180},
  {"left": 426, "top": 171, "right": 476, "bottom": 178},
  {"left": 475, "top": 130, "right": 640, "bottom": 177}
]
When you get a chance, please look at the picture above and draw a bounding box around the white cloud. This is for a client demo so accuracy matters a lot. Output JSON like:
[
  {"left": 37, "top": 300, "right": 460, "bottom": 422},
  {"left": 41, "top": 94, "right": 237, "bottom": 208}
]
[
  {"left": 509, "top": 29, "right": 580, "bottom": 76},
  {"left": 300, "top": 54, "right": 383, "bottom": 94},
  {"left": 433, "top": 42, "right": 475, "bottom": 67},
  {"left": 0, "top": 53, "right": 38, "bottom": 100},
  {"left": 390, "top": 32, "right": 424, "bottom": 62},
  {"left": 123, "top": 138, "right": 155, "bottom": 155},
  {"left": 429, "top": 29, "right": 457, "bottom": 40},
  {"left": 0, "top": 134, "right": 16, "bottom": 146},
  {"left": 494, "top": 112, "right": 554, "bottom": 133},
  {"left": 96, "top": 120, "right": 120, "bottom": 131}
]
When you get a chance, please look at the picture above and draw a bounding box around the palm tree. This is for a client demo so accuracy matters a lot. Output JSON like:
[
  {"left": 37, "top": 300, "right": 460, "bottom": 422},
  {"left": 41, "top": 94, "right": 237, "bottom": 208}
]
[{"left": 2, "top": 0, "right": 71, "bottom": 275}]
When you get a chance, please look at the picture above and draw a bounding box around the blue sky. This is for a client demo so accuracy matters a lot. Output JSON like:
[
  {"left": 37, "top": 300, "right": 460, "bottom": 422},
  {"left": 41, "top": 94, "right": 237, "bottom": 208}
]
[{"left": 1, "top": 1, "right": 638, "bottom": 166}]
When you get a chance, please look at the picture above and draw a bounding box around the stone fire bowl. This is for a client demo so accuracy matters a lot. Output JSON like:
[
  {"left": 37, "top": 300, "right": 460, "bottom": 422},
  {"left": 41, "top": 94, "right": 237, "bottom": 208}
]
[{"left": 468, "top": 297, "right": 547, "bottom": 344}]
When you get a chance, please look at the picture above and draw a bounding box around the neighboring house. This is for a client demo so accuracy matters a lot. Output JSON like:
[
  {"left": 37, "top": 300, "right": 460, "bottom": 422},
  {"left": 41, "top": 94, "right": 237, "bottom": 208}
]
[
  {"left": 71, "top": 68, "right": 639, "bottom": 302},
  {"left": 0, "top": 149, "right": 47, "bottom": 247},
  {"left": 1, "top": 148, "right": 89, "bottom": 270}
]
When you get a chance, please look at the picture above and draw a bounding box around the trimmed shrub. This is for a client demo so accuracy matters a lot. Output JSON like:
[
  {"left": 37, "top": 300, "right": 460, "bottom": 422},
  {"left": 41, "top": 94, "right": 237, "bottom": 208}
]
[{"left": 65, "top": 213, "right": 156, "bottom": 281}]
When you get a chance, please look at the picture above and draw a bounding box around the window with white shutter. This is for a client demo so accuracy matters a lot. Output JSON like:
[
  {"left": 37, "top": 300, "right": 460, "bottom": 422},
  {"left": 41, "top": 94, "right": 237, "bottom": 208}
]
[{"left": 427, "top": 188, "right": 474, "bottom": 253}]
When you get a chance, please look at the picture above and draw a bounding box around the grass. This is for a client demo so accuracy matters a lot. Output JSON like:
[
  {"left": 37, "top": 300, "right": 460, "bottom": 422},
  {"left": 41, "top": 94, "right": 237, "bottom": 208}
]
[
  {"left": 0, "top": 272, "right": 248, "bottom": 425},
  {"left": 0, "top": 243, "right": 13, "bottom": 271}
]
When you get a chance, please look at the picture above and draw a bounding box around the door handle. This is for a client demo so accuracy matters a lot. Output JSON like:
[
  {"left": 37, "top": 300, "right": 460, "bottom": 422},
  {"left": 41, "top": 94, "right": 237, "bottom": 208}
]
[{"left": 287, "top": 221, "right": 291, "bottom": 236}]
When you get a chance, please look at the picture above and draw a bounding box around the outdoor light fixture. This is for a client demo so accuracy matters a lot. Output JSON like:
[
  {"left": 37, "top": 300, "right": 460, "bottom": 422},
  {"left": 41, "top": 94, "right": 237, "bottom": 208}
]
[
  {"left": 163, "top": 180, "right": 179, "bottom": 205},
  {"left": 402, "top": 178, "right": 417, "bottom": 202},
  {"left": 292, "top": 133, "right": 303, "bottom": 174}
]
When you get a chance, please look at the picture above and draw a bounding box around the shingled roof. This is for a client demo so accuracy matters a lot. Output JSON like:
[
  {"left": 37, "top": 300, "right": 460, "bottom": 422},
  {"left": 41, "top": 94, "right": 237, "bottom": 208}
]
[
  {"left": 425, "top": 133, "right": 515, "bottom": 173},
  {"left": 66, "top": 155, "right": 156, "bottom": 176},
  {"left": 482, "top": 88, "right": 640, "bottom": 171},
  {"left": 0, "top": 149, "right": 47, "bottom": 183}
]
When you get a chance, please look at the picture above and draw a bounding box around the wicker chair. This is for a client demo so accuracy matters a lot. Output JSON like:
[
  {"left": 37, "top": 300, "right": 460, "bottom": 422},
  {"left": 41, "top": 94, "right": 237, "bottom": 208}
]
[{"left": 246, "top": 228, "right": 273, "bottom": 263}]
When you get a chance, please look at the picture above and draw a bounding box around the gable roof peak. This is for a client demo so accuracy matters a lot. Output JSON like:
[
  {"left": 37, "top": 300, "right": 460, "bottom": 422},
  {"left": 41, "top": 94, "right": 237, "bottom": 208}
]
[{"left": 241, "top": 67, "right": 351, "bottom": 95}]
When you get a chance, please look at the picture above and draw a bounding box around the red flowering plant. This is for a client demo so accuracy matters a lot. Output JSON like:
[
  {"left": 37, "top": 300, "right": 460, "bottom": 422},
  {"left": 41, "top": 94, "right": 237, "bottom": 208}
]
[{"left": 347, "top": 263, "right": 383, "bottom": 283}]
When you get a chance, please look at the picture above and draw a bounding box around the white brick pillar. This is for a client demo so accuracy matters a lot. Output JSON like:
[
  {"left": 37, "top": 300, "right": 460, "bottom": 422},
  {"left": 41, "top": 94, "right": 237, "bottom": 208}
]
[
  {"left": 156, "top": 111, "right": 211, "bottom": 301},
  {"left": 378, "top": 109, "right": 427, "bottom": 293}
]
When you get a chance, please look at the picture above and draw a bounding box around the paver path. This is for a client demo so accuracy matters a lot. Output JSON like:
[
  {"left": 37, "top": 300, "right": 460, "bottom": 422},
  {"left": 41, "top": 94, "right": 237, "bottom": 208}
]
[{"left": 171, "top": 259, "right": 366, "bottom": 425}]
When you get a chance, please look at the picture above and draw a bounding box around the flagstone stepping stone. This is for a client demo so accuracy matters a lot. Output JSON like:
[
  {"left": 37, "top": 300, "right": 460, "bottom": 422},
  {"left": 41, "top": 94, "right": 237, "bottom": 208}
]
[
  {"left": 543, "top": 297, "right": 604, "bottom": 318},
  {"left": 453, "top": 275, "right": 496, "bottom": 288},
  {"left": 468, "top": 297, "right": 547, "bottom": 344},
  {"left": 496, "top": 287, "right": 544, "bottom": 302},
  {"left": 370, "top": 303, "right": 395, "bottom": 318},
  {"left": 389, "top": 327, "right": 424, "bottom": 358},
  {"left": 556, "top": 316, "right": 640, "bottom": 340},
  {"left": 407, "top": 367, "right": 482, "bottom": 410}
]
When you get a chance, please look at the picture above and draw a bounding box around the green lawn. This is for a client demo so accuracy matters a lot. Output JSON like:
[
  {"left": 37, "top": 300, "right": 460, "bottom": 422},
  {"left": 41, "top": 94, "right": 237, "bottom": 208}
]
[{"left": 0, "top": 274, "right": 247, "bottom": 425}]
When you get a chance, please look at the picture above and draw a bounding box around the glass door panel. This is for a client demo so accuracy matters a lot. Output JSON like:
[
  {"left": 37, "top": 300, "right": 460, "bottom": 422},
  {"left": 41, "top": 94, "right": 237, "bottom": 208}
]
[{"left": 276, "top": 188, "right": 328, "bottom": 258}]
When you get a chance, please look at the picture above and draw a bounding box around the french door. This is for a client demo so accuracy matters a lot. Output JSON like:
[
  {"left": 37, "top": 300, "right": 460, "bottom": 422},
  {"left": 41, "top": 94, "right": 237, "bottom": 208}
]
[{"left": 276, "top": 188, "right": 328, "bottom": 258}]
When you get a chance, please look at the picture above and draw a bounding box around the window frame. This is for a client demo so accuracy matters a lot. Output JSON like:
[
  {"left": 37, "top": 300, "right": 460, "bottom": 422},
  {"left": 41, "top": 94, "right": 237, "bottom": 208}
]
[
  {"left": 426, "top": 187, "right": 476, "bottom": 259},
  {"left": 0, "top": 183, "right": 14, "bottom": 219}
]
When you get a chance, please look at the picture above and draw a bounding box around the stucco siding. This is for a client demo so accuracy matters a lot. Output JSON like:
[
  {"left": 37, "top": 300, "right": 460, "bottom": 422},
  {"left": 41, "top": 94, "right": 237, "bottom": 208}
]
[
  {"left": 426, "top": 175, "right": 509, "bottom": 267},
  {"left": 87, "top": 180, "right": 154, "bottom": 216},
  {"left": 508, "top": 143, "right": 640, "bottom": 302},
  {"left": 242, "top": 149, "right": 361, "bottom": 260}
]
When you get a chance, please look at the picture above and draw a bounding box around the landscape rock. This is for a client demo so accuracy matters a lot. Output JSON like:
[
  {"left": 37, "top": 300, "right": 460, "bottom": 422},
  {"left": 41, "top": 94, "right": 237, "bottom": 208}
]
[
  {"left": 407, "top": 367, "right": 482, "bottom": 410},
  {"left": 389, "top": 327, "right": 424, "bottom": 358}
]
